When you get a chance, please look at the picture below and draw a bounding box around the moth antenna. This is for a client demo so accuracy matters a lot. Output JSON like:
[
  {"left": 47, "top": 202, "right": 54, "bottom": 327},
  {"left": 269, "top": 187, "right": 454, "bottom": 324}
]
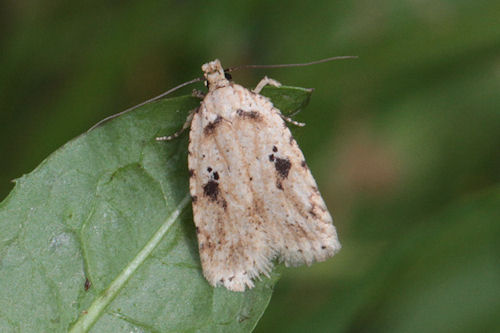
[
  {"left": 87, "top": 76, "right": 203, "bottom": 132},
  {"left": 225, "top": 55, "right": 358, "bottom": 73}
]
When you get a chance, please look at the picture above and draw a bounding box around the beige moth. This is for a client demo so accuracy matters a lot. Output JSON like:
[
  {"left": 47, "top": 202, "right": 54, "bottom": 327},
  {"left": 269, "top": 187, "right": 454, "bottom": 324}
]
[{"left": 157, "top": 59, "right": 342, "bottom": 292}]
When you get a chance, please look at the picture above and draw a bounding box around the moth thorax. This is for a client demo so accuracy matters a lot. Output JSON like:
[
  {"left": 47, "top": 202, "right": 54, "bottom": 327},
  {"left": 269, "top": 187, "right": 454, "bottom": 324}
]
[{"left": 202, "top": 59, "right": 229, "bottom": 90}]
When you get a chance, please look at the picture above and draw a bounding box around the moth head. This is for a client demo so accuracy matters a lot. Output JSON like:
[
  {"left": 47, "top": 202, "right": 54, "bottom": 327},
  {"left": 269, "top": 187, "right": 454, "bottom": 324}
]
[{"left": 202, "top": 59, "right": 230, "bottom": 90}]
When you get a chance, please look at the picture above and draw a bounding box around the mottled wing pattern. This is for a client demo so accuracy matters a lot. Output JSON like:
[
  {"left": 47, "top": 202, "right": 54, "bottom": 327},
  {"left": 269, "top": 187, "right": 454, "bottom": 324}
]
[{"left": 188, "top": 83, "right": 340, "bottom": 292}]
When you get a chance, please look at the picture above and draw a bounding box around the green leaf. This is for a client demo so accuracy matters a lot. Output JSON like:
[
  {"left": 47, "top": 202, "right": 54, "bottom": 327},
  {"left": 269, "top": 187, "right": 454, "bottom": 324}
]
[
  {"left": 0, "top": 86, "right": 312, "bottom": 332},
  {"left": 260, "top": 86, "right": 313, "bottom": 116}
]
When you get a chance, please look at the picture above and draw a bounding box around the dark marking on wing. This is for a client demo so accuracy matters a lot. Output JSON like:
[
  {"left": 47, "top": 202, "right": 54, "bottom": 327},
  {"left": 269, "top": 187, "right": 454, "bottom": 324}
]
[
  {"left": 204, "top": 115, "right": 223, "bottom": 135},
  {"left": 269, "top": 154, "right": 275, "bottom": 162},
  {"left": 236, "top": 109, "right": 262, "bottom": 120},
  {"left": 189, "top": 169, "right": 195, "bottom": 177},
  {"left": 275, "top": 157, "right": 291, "bottom": 178},
  {"left": 203, "top": 180, "right": 219, "bottom": 201},
  {"left": 191, "top": 195, "right": 198, "bottom": 203},
  {"left": 213, "top": 171, "right": 219, "bottom": 180},
  {"left": 301, "top": 160, "right": 307, "bottom": 168},
  {"left": 272, "top": 145, "right": 278, "bottom": 152}
]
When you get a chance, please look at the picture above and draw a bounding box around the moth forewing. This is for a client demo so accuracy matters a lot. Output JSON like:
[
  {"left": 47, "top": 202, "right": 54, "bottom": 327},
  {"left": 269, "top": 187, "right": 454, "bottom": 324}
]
[{"left": 187, "top": 59, "right": 340, "bottom": 292}]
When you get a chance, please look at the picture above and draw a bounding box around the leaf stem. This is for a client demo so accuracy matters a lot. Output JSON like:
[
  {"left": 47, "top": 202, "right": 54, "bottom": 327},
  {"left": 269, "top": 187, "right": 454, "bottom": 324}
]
[{"left": 69, "top": 194, "right": 191, "bottom": 333}]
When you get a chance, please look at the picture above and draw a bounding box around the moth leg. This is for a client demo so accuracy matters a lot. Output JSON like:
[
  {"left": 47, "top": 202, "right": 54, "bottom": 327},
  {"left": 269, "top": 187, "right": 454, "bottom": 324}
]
[
  {"left": 281, "top": 114, "right": 306, "bottom": 127},
  {"left": 192, "top": 89, "right": 206, "bottom": 99},
  {"left": 288, "top": 108, "right": 303, "bottom": 118},
  {"left": 253, "top": 76, "right": 282, "bottom": 94},
  {"left": 156, "top": 107, "right": 197, "bottom": 141},
  {"left": 255, "top": 76, "right": 304, "bottom": 126}
]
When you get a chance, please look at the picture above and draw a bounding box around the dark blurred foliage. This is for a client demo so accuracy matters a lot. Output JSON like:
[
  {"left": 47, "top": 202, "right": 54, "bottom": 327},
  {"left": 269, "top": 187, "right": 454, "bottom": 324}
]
[{"left": 1, "top": 1, "right": 499, "bottom": 332}]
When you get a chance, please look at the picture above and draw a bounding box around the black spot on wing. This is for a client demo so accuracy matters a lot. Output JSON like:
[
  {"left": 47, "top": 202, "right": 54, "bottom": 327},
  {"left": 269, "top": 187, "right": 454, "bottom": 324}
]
[
  {"left": 207, "top": 167, "right": 220, "bottom": 181},
  {"left": 236, "top": 109, "right": 262, "bottom": 120},
  {"left": 274, "top": 157, "right": 291, "bottom": 178},
  {"left": 204, "top": 116, "right": 223, "bottom": 135},
  {"left": 203, "top": 180, "right": 219, "bottom": 201}
]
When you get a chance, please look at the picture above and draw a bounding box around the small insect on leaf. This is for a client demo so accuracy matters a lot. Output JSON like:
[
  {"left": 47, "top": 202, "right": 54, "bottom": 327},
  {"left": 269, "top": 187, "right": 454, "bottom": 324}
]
[
  {"left": 84, "top": 278, "right": 91, "bottom": 291},
  {"left": 157, "top": 58, "right": 354, "bottom": 292}
]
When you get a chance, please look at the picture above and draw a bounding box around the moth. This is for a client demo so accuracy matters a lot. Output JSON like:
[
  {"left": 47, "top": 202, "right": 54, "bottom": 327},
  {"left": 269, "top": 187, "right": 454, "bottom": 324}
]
[
  {"left": 90, "top": 57, "right": 355, "bottom": 292},
  {"left": 157, "top": 59, "right": 343, "bottom": 291}
]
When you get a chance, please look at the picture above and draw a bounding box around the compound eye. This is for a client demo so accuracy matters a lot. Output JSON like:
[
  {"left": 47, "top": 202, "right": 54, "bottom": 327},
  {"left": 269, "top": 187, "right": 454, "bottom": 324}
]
[{"left": 224, "top": 72, "right": 232, "bottom": 80}]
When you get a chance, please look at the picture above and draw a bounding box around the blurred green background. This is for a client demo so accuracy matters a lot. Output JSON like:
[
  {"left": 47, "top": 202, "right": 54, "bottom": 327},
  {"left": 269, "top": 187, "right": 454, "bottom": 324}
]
[{"left": 1, "top": 1, "right": 499, "bottom": 332}]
